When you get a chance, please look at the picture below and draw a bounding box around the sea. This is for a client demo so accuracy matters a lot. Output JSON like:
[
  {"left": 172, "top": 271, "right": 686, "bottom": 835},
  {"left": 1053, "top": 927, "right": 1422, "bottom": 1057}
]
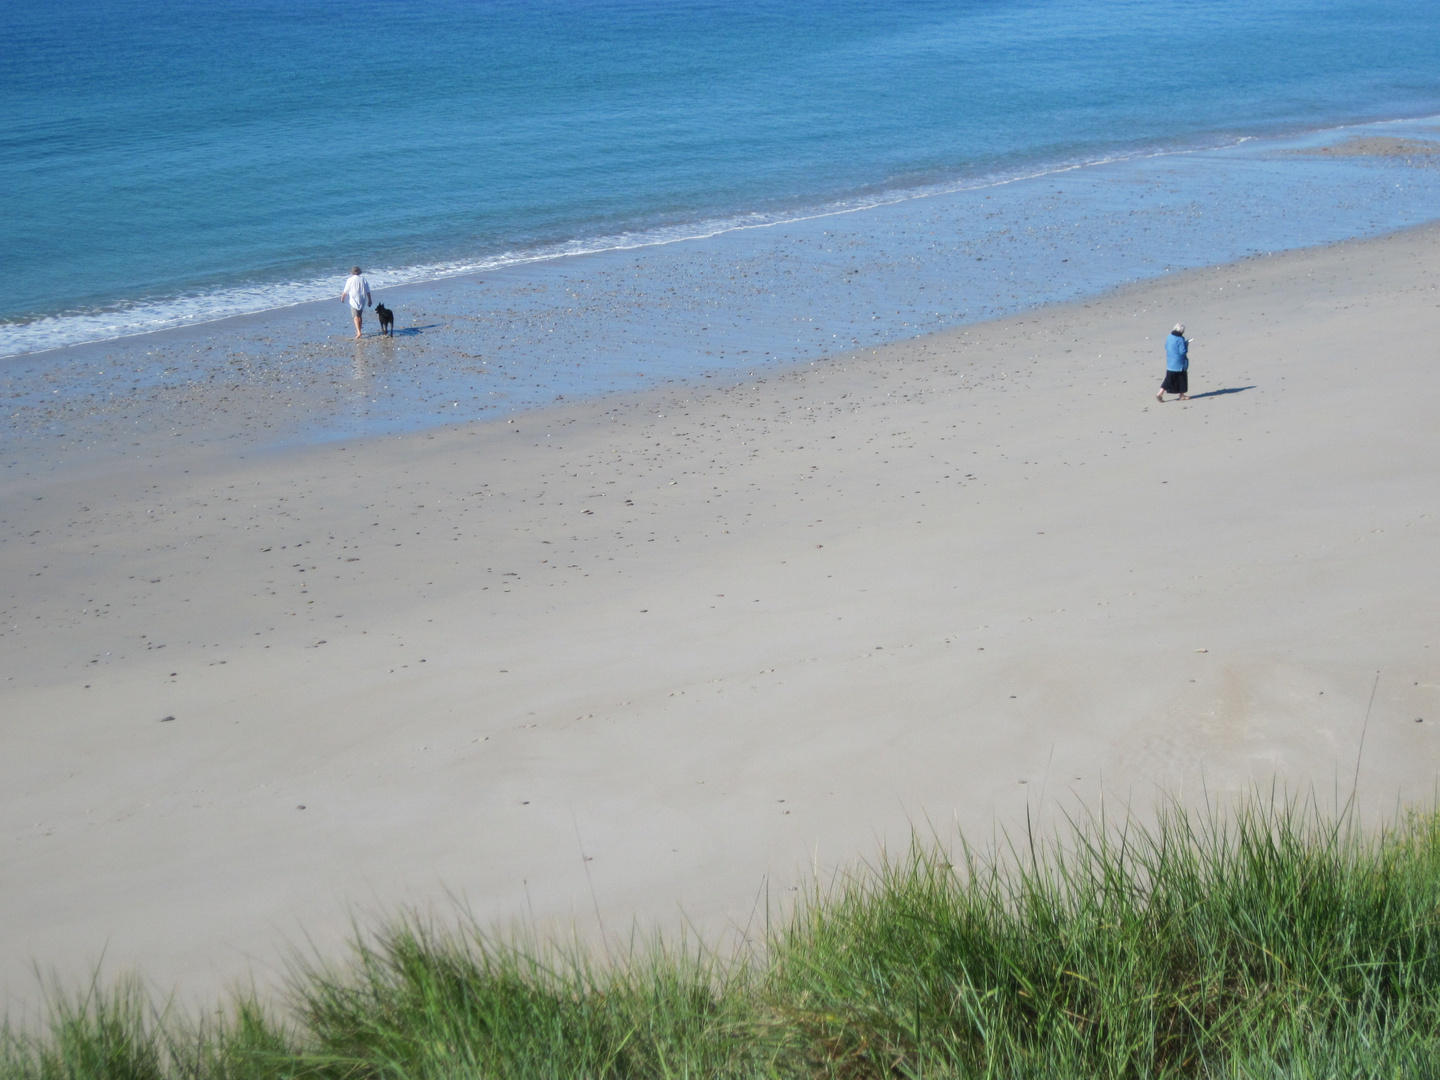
[{"left": 5, "top": 0, "right": 1440, "bottom": 436}]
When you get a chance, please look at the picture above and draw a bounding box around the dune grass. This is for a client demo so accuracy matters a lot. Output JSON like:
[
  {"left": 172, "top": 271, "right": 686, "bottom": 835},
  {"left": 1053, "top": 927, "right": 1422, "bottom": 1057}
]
[{"left": 6, "top": 794, "right": 1440, "bottom": 1079}]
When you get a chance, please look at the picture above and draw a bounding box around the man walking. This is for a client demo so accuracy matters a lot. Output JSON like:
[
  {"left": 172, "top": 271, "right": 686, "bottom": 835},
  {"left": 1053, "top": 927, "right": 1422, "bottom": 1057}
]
[{"left": 340, "top": 266, "right": 372, "bottom": 339}]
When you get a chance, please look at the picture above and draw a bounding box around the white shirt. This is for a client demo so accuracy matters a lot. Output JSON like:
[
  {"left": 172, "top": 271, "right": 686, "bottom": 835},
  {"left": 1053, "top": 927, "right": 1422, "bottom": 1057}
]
[{"left": 342, "top": 274, "right": 371, "bottom": 310}]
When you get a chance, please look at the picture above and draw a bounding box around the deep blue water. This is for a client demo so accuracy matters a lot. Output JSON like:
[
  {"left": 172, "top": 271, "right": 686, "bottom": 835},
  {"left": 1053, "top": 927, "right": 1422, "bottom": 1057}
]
[{"left": 5, "top": 0, "right": 1440, "bottom": 357}]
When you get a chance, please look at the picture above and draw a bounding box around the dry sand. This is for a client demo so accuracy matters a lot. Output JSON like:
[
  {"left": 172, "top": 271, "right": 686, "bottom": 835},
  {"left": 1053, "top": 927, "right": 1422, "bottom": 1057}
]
[{"left": 3, "top": 225, "right": 1440, "bottom": 1011}]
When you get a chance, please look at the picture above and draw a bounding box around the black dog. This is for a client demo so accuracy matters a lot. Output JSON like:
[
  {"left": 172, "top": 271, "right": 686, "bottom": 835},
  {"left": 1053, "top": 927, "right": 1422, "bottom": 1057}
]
[{"left": 375, "top": 302, "right": 394, "bottom": 336}]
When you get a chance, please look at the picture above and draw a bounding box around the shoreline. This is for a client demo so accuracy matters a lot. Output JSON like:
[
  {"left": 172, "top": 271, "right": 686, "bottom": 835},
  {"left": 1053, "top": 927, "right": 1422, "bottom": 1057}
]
[
  {"left": 4, "top": 221, "right": 1440, "bottom": 1010},
  {"left": 6, "top": 113, "right": 1437, "bottom": 362},
  {"left": 8, "top": 117, "right": 1440, "bottom": 474}
]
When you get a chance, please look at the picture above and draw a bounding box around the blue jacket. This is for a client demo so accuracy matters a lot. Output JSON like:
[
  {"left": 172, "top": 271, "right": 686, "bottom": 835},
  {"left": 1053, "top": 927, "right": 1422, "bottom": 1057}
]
[{"left": 1165, "top": 332, "right": 1188, "bottom": 372}]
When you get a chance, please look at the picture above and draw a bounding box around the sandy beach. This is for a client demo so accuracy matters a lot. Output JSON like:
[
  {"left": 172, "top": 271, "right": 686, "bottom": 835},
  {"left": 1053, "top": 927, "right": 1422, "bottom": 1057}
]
[{"left": 3, "top": 223, "right": 1439, "bottom": 1011}]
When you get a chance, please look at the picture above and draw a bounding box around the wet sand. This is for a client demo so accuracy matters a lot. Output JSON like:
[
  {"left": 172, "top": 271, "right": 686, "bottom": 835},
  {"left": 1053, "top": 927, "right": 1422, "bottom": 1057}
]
[
  {"left": 1296, "top": 135, "right": 1440, "bottom": 157},
  {"left": 3, "top": 224, "right": 1440, "bottom": 1011}
]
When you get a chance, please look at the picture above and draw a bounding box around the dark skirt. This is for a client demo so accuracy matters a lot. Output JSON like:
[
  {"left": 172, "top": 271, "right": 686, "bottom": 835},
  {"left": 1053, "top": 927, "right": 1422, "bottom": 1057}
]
[{"left": 1161, "top": 369, "right": 1188, "bottom": 395}]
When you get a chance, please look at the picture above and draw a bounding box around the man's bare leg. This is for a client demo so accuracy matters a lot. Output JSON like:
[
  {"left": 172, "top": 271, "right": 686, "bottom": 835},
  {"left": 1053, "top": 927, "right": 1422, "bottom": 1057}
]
[{"left": 352, "top": 310, "right": 363, "bottom": 339}]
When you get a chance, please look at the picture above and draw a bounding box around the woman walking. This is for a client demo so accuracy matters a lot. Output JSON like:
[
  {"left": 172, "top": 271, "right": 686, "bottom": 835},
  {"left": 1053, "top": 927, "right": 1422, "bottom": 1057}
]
[{"left": 1157, "top": 323, "right": 1189, "bottom": 401}]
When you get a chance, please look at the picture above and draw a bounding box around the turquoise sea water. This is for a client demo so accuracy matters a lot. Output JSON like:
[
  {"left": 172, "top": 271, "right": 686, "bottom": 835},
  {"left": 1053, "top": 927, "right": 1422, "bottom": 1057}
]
[{"left": 6, "top": 0, "right": 1440, "bottom": 359}]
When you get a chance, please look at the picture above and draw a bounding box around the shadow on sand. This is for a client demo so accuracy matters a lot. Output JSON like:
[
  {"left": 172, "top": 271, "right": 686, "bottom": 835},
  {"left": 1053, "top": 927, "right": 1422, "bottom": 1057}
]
[
  {"left": 392, "top": 324, "right": 440, "bottom": 336},
  {"left": 1187, "top": 386, "right": 1256, "bottom": 400}
]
